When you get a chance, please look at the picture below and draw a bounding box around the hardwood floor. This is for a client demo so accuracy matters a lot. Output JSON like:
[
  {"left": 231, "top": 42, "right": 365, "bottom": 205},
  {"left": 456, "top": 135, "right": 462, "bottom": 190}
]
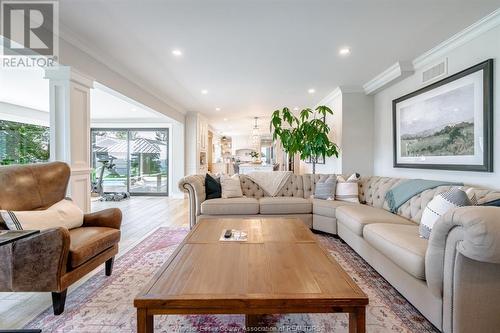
[{"left": 0, "top": 196, "right": 188, "bottom": 329}]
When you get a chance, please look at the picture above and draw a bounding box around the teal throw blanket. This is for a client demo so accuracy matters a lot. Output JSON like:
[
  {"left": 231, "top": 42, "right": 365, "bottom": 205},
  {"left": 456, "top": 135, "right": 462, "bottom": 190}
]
[{"left": 385, "top": 179, "right": 463, "bottom": 213}]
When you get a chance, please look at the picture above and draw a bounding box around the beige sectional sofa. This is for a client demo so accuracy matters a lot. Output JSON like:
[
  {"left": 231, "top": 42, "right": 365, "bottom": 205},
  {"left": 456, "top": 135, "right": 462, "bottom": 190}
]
[
  {"left": 179, "top": 173, "right": 500, "bottom": 333},
  {"left": 180, "top": 173, "right": 317, "bottom": 228}
]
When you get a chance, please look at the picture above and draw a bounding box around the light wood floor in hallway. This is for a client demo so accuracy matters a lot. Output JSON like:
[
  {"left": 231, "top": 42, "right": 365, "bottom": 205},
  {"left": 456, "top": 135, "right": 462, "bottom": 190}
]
[{"left": 0, "top": 196, "right": 188, "bottom": 329}]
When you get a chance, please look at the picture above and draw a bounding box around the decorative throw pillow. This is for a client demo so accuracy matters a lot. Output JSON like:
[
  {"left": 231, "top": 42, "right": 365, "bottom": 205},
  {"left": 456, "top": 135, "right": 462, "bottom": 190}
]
[
  {"left": 205, "top": 173, "right": 221, "bottom": 199},
  {"left": 419, "top": 188, "right": 472, "bottom": 239},
  {"left": 314, "top": 175, "right": 337, "bottom": 200},
  {"left": 346, "top": 173, "right": 361, "bottom": 182},
  {"left": 335, "top": 173, "right": 360, "bottom": 203},
  {"left": 0, "top": 198, "right": 84, "bottom": 231},
  {"left": 464, "top": 188, "right": 478, "bottom": 205},
  {"left": 221, "top": 175, "right": 243, "bottom": 198}
]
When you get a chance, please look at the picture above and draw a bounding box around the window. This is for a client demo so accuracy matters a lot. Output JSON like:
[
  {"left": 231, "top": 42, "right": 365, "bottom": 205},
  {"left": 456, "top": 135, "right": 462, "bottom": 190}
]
[
  {"left": 91, "top": 128, "right": 169, "bottom": 196},
  {"left": 0, "top": 66, "right": 50, "bottom": 165},
  {"left": 0, "top": 120, "right": 50, "bottom": 165}
]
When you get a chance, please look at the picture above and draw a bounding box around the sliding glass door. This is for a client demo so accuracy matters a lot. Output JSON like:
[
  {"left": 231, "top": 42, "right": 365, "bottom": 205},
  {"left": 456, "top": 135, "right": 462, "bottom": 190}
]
[
  {"left": 129, "top": 130, "right": 168, "bottom": 194},
  {"left": 91, "top": 128, "right": 169, "bottom": 196}
]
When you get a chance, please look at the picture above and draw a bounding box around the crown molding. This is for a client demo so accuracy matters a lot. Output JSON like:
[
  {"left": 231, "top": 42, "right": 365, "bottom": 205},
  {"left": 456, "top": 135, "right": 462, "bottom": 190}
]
[
  {"left": 44, "top": 66, "right": 95, "bottom": 88},
  {"left": 339, "top": 85, "right": 365, "bottom": 94},
  {"left": 413, "top": 8, "right": 500, "bottom": 70},
  {"left": 362, "top": 8, "right": 500, "bottom": 95},
  {"left": 363, "top": 61, "right": 414, "bottom": 95},
  {"left": 317, "top": 87, "right": 342, "bottom": 106},
  {"left": 317, "top": 85, "right": 365, "bottom": 106}
]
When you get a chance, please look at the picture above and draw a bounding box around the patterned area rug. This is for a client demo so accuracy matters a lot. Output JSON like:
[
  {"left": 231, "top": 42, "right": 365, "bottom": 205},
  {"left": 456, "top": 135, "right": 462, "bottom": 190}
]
[{"left": 25, "top": 227, "right": 439, "bottom": 333}]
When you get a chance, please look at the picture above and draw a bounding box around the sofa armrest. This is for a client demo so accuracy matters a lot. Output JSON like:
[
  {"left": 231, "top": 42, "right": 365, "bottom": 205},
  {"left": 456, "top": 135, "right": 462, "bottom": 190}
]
[
  {"left": 425, "top": 206, "right": 500, "bottom": 297},
  {"left": 0, "top": 227, "right": 71, "bottom": 292},
  {"left": 178, "top": 174, "right": 206, "bottom": 228},
  {"left": 83, "top": 208, "right": 122, "bottom": 230}
]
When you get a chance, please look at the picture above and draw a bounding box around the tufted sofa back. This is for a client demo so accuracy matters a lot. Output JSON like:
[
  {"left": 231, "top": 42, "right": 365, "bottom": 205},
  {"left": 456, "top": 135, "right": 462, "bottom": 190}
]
[
  {"left": 359, "top": 177, "right": 404, "bottom": 208},
  {"left": 239, "top": 175, "right": 266, "bottom": 198},
  {"left": 239, "top": 174, "right": 307, "bottom": 198},
  {"left": 239, "top": 173, "right": 337, "bottom": 198},
  {"left": 359, "top": 176, "right": 500, "bottom": 224},
  {"left": 275, "top": 174, "right": 305, "bottom": 197}
]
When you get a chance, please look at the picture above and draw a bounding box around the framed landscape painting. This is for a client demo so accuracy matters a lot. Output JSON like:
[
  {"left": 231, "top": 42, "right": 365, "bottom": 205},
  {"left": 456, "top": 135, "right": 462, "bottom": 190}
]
[{"left": 393, "top": 59, "right": 493, "bottom": 172}]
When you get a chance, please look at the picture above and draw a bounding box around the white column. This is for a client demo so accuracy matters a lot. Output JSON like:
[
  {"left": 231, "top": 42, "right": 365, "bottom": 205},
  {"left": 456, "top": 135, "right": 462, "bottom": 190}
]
[{"left": 45, "top": 66, "right": 94, "bottom": 212}]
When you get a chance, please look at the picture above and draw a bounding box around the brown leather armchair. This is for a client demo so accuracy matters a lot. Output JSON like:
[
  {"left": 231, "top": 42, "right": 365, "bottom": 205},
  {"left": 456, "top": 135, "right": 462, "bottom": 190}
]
[{"left": 0, "top": 162, "right": 122, "bottom": 315}]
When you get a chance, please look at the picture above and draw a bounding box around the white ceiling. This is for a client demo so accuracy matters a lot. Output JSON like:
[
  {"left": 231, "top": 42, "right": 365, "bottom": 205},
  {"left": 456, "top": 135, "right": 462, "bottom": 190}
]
[
  {"left": 0, "top": 66, "right": 49, "bottom": 112},
  {"left": 91, "top": 84, "right": 168, "bottom": 121},
  {"left": 58, "top": 0, "right": 500, "bottom": 135},
  {"left": 0, "top": 64, "right": 165, "bottom": 122}
]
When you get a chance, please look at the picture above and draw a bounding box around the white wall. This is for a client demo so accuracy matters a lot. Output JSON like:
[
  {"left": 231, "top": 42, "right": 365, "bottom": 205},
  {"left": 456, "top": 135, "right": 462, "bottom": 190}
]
[
  {"left": 300, "top": 92, "right": 342, "bottom": 174},
  {"left": 231, "top": 135, "right": 255, "bottom": 154},
  {"left": 373, "top": 23, "right": 500, "bottom": 188},
  {"left": 341, "top": 92, "right": 374, "bottom": 176},
  {"left": 300, "top": 89, "right": 374, "bottom": 176},
  {"left": 170, "top": 121, "right": 185, "bottom": 197}
]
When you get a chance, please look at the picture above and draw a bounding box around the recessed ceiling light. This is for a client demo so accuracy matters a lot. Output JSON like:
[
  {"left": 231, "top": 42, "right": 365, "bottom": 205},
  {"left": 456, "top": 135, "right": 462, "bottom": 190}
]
[
  {"left": 201, "top": 89, "right": 208, "bottom": 95},
  {"left": 293, "top": 107, "right": 299, "bottom": 111},
  {"left": 215, "top": 107, "right": 221, "bottom": 111},
  {"left": 339, "top": 47, "right": 351, "bottom": 56},
  {"left": 308, "top": 88, "right": 315, "bottom": 94},
  {"left": 172, "top": 49, "right": 183, "bottom": 56},
  {"left": 223, "top": 118, "right": 228, "bottom": 121}
]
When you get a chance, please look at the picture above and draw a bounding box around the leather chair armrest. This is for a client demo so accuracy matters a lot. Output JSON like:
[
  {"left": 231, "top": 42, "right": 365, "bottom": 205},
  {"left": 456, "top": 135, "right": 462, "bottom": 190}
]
[
  {"left": 7, "top": 227, "right": 70, "bottom": 292},
  {"left": 83, "top": 208, "right": 122, "bottom": 230}
]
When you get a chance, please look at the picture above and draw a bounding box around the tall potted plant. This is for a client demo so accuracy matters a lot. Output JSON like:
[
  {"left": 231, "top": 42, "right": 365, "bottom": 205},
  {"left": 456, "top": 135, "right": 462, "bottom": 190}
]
[{"left": 270, "top": 106, "right": 339, "bottom": 174}]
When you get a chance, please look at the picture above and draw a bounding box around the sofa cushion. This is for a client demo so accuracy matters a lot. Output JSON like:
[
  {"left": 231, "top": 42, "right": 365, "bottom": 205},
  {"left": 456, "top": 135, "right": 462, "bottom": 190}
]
[
  {"left": 336, "top": 204, "right": 413, "bottom": 236},
  {"left": 363, "top": 223, "right": 428, "bottom": 280},
  {"left": 201, "top": 198, "right": 259, "bottom": 215},
  {"left": 69, "top": 227, "right": 121, "bottom": 268},
  {"left": 312, "top": 199, "right": 356, "bottom": 218},
  {"left": 259, "top": 197, "right": 312, "bottom": 214}
]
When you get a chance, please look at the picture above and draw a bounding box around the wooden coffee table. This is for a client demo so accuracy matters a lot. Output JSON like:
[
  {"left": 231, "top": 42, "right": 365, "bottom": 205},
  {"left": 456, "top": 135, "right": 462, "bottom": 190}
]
[{"left": 134, "top": 218, "right": 368, "bottom": 332}]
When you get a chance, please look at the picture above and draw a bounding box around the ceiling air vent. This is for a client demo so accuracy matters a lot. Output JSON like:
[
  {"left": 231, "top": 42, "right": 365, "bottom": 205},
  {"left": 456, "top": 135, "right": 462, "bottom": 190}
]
[{"left": 422, "top": 58, "right": 447, "bottom": 84}]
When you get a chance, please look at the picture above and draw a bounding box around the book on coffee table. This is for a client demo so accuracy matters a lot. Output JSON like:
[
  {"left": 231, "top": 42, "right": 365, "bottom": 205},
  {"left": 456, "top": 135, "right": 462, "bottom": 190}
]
[{"left": 219, "top": 229, "right": 247, "bottom": 242}]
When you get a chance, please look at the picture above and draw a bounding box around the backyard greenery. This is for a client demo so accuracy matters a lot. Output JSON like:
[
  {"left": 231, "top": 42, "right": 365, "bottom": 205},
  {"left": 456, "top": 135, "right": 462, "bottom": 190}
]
[
  {"left": 0, "top": 120, "right": 50, "bottom": 165},
  {"left": 270, "top": 106, "right": 339, "bottom": 174}
]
